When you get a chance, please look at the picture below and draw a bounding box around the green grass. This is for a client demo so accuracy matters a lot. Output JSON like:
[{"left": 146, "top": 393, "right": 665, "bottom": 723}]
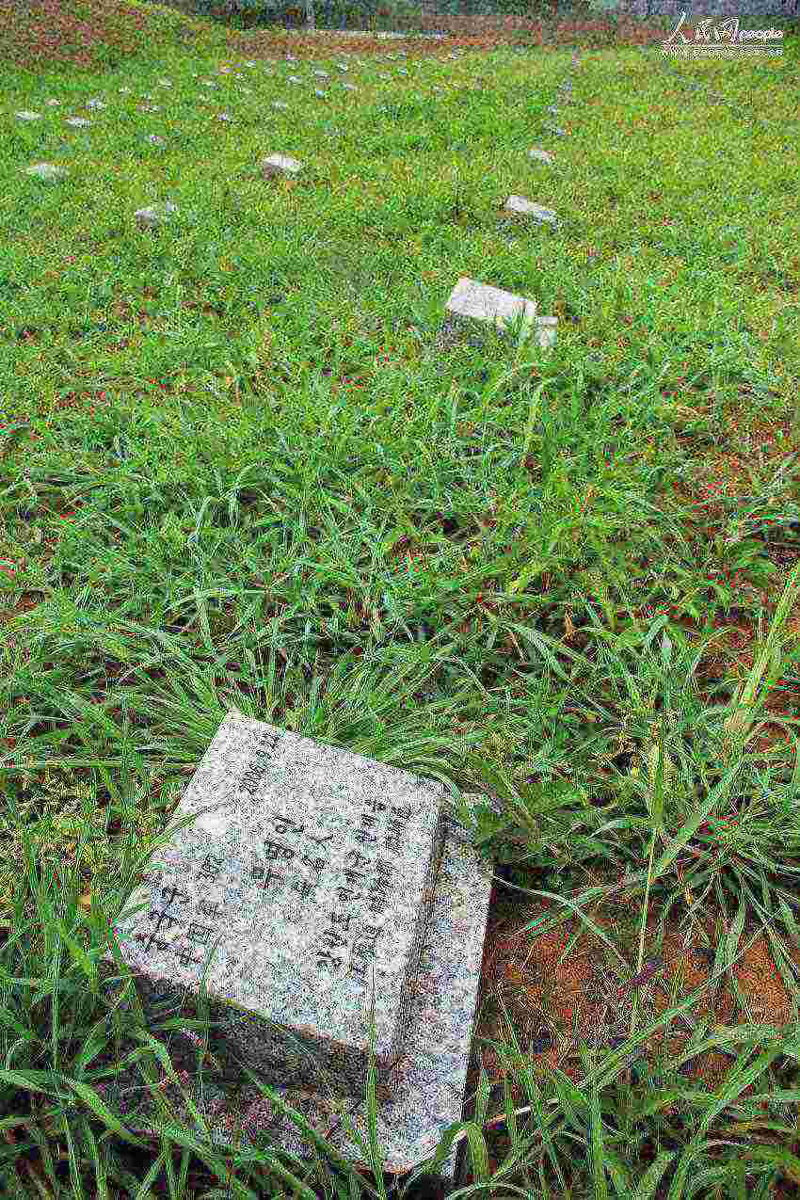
[{"left": 2, "top": 0, "right": 800, "bottom": 1194}]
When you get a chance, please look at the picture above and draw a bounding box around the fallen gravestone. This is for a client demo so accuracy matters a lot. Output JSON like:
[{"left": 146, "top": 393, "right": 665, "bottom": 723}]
[
  {"left": 101, "top": 713, "right": 492, "bottom": 1180},
  {"left": 440, "top": 278, "right": 558, "bottom": 354},
  {"left": 504, "top": 196, "right": 558, "bottom": 224},
  {"left": 134, "top": 201, "right": 178, "bottom": 230},
  {"left": 261, "top": 154, "right": 302, "bottom": 180},
  {"left": 23, "top": 162, "right": 68, "bottom": 181}
]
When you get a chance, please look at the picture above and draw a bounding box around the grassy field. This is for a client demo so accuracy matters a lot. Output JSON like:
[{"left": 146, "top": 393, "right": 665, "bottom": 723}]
[{"left": 1, "top": 0, "right": 800, "bottom": 1194}]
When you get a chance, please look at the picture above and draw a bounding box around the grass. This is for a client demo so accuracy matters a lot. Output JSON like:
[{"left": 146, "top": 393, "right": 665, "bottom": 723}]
[{"left": 1, "top": 0, "right": 800, "bottom": 1194}]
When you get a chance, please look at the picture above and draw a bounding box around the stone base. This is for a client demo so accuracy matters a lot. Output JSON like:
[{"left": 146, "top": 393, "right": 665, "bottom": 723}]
[{"left": 101, "top": 819, "right": 493, "bottom": 1181}]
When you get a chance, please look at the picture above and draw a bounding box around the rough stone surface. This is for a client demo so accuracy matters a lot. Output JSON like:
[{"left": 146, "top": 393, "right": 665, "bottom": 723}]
[
  {"left": 535, "top": 315, "right": 558, "bottom": 350},
  {"left": 101, "top": 817, "right": 492, "bottom": 1181},
  {"left": 261, "top": 154, "right": 302, "bottom": 178},
  {"left": 504, "top": 196, "right": 558, "bottom": 224},
  {"left": 102, "top": 713, "right": 448, "bottom": 1101},
  {"left": 445, "top": 276, "right": 537, "bottom": 338},
  {"left": 23, "top": 162, "right": 67, "bottom": 181},
  {"left": 134, "top": 201, "right": 178, "bottom": 229}
]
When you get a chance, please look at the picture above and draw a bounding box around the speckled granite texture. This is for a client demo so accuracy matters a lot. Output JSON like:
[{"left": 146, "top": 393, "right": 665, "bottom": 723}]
[
  {"left": 102, "top": 818, "right": 494, "bottom": 1180},
  {"left": 102, "top": 713, "right": 447, "bottom": 1100}
]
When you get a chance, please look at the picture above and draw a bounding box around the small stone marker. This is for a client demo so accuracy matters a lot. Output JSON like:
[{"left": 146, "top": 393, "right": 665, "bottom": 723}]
[
  {"left": 444, "top": 276, "right": 537, "bottom": 339},
  {"left": 528, "top": 146, "right": 554, "bottom": 164},
  {"left": 504, "top": 196, "right": 558, "bottom": 225},
  {"left": 101, "top": 719, "right": 492, "bottom": 1181},
  {"left": 15, "top": 111, "right": 41, "bottom": 121},
  {"left": 65, "top": 117, "right": 91, "bottom": 127},
  {"left": 134, "top": 201, "right": 178, "bottom": 230},
  {"left": 260, "top": 153, "right": 302, "bottom": 179},
  {"left": 22, "top": 162, "right": 67, "bottom": 181},
  {"left": 272, "top": 101, "right": 289, "bottom": 110},
  {"left": 46, "top": 99, "right": 60, "bottom": 106},
  {"left": 535, "top": 315, "right": 558, "bottom": 349},
  {"left": 105, "top": 714, "right": 447, "bottom": 1098}
]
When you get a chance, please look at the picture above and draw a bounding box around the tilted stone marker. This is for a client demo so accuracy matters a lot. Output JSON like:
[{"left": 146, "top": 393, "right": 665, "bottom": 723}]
[
  {"left": 101, "top": 713, "right": 493, "bottom": 1179},
  {"left": 528, "top": 146, "right": 554, "bottom": 164},
  {"left": 504, "top": 196, "right": 558, "bottom": 225},
  {"left": 134, "top": 201, "right": 178, "bottom": 230},
  {"left": 23, "top": 162, "right": 68, "bottom": 181},
  {"left": 444, "top": 276, "right": 537, "bottom": 343},
  {"left": 261, "top": 154, "right": 302, "bottom": 180},
  {"left": 535, "top": 315, "right": 558, "bottom": 350}
]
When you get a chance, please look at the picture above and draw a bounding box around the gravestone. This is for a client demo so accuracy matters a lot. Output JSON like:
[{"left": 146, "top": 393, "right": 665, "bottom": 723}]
[
  {"left": 23, "top": 162, "right": 68, "bottom": 181},
  {"left": 261, "top": 154, "right": 302, "bottom": 179},
  {"left": 101, "top": 715, "right": 493, "bottom": 1181},
  {"left": 104, "top": 713, "right": 447, "bottom": 1101},
  {"left": 504, "top": 196, "right": 558, "bottom": 224},
  {"left": 134, "top": 201, "right": 178, "bottom": 230},
  {"left": 445, "top": 276, "right": 537, "bottom": 337}
]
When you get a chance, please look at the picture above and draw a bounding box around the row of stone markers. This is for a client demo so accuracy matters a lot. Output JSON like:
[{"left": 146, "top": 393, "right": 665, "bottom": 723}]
[
  {"left": 16, "top": 45, "right": 574, "bottom": 354},
  {"left": 94, "top": 52, "right": 585, "bottom": 1184}
]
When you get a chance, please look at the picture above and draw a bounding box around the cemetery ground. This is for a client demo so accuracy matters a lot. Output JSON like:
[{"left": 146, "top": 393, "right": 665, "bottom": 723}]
[{"left": 0, "top": 0, "right": 800, "bottom": 1194}]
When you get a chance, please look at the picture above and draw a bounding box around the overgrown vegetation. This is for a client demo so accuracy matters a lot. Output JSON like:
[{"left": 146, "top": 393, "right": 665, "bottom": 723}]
[{"left": 1, "top": 0, "right": 800, "bottom": 1194}]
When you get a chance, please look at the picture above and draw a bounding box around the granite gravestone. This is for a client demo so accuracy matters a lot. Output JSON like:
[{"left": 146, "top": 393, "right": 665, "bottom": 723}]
[{"left": 103, "top": 713, "right": 448, "bottom": 1101}]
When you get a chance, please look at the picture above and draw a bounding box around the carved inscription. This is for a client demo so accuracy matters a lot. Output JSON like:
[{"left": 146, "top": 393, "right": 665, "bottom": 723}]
[{"left": 129, "top": 734, "right": 422, "bottom": 999}]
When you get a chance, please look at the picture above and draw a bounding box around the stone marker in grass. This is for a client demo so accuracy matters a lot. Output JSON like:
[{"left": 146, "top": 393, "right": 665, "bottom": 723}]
[
  {"left": 15, "top": 111, "right": 41, "bottom": 121},
  {"left": 100, "top": 713, "right": 492, "bottom": 1180},
  {"left": 260, "top": 153, "right": 302, "bottom": 180},
  {"left": 444, "top": 276, "right": 537, "bottom": 344},
  {"left": 504, "top": 196, "right": 558, "bottom": 225},
  {"left": 272, "top": 101, "right": 289, "bottom": 110},
  {"left": 65, "top": 117, "right": 91, "bottom": 127},
  {"left": 528, "top": 146, "right": 554, "bottom": 164},
  {"left": 535, "top": 315, "right": 558, "bottom": 349},
  {"left": 22, "top": 162, "right": 68, "bottom": 181},
  {"left": 134, "top": 201, "right": 178, "bottom": 231}
]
